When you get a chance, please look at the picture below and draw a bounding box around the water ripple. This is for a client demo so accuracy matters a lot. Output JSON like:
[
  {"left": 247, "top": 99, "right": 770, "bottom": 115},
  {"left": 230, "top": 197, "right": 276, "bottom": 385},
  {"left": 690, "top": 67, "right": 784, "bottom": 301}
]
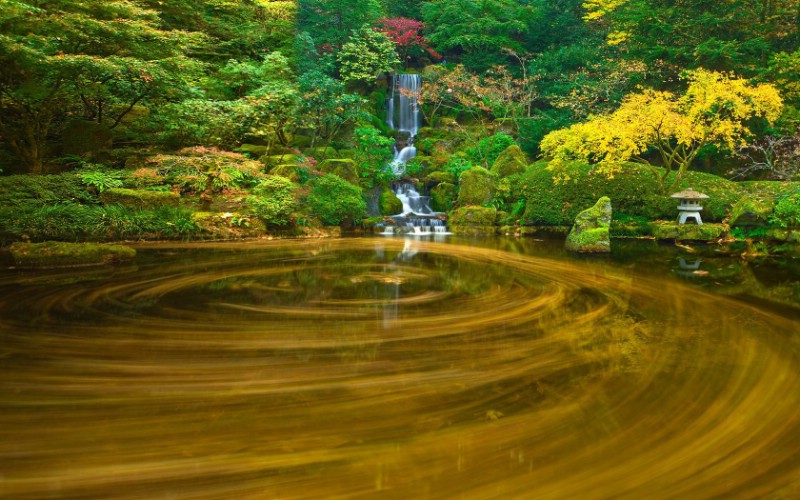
[{"left": 0, "top": 238, "right": 798, "bottom": 499}]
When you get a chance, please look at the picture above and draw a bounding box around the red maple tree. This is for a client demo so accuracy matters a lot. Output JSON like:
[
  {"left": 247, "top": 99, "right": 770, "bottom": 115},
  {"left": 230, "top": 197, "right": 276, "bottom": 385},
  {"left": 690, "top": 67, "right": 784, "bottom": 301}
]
[{"left": 376, "top": 18, "right": 441, "bottom": 65}]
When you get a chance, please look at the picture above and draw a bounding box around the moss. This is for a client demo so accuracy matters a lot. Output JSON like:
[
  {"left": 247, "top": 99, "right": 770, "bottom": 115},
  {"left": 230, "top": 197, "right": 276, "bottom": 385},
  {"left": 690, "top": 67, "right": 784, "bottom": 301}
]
[
  {"left": 490, "top": 144, "right": 528, "bottom": 178},
  {"left": 430, "top": 182, "right": 457, "bottom": 212},
  {"left": 611, "top": 214, "right": 652, "bottom": 237},
  {"left": 235, "top": 143, "right": 269, "bottom": 158},
  {"left": 649, "top": 221, "right": 727, "bottom": 241},
  {"left": 729, "top": 195, "right": 774, "bottom": 226},
  {"left": 457, "top": 166, "right": 494, "bottom": 206},
  {"left": 520, "top": 161, "right": 744, "bottom": 226},
  {"left": 317, "top": 158, "right": 359, "bottom": 185},
  {"left": 425, "top": 170, "right": 456, "bottom": 185},
  {"left": 565, "top": 197, "right": 612, "bottom": 253},
  {"left": 270, "top": 164, "right": 302, "bottom": 182},
  {"left": 100, "top": 188, "right": 180, "bottom": 209},
  {"left": 303, "top": 146, "right": 338, "bottom": 160},
  {"left": 449, "top": 206, "right": 497, "bottom": 226},
  {"left": 0, "top": 173, "right": 98, "bottom": 208},
  {"left": 10, "top": 241, "right": 135, "bottom": 268},
  {"left": 379, "top": 188, "right": 403, "bottom": 215},
  {"left": 262, "top": 153, "right": 299, "bottom": 169},
  {"left": 766, "top": 228, "right": 800, "bottom": 242}
]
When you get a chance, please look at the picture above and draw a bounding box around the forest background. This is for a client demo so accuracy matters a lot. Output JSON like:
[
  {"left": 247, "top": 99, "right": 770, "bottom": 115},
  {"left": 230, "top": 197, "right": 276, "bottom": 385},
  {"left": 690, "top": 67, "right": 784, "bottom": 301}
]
[{"left": 1, "top": 0, "right": 799, "bottom": 242}]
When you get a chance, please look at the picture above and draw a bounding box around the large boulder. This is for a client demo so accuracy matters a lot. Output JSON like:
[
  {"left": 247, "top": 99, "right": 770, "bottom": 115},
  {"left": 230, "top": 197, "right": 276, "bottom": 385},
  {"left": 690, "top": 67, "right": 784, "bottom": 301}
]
[
  {"left": 565, "top": 196, "right": 612, "bottom": 253},
  {"left": 457, "top": 166, "right": 494, "bottom": 206}
]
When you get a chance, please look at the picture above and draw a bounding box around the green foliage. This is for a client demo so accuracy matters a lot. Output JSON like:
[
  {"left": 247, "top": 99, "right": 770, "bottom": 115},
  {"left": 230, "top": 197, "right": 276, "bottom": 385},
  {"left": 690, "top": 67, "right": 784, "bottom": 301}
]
[
  {"left": 305, "top": 174, "right": 366, "bottom": 225},
  {"left": 352, "top": 126, "right": 395, "bottom": 188},
  {"left": 770, "top": 187, "right": 800, "bottom": 228},
  {"left": 297, "top": 0, "right": 385, "bottom": 51},
  {"left": 0, "top": 203, "right": 199, "bottom": 243},
  {"left": 466, "top": 133, "right": 516, "bottom": 168},
  {"left": 75, "top": 164, "right": 125, "bottom": 193},
  {"left": 444, "top": 158, "right": 475, "bottom": 180},
  {"left": 246, "top": 175, "right": 298, "bottom": 226},
  {"left": 337, "top": 26, "right": 400, "bottom": 84},
  {"left": 520, "top": 161, "right": 744, "bottom": 226},
  {"left": 297, "top": 71, "right": 366, "bottom": 148},
  {"left": 0, "top": 173, "right": 98, "bottom": 208},
  {"left": 421, "top": 0, "right": 531, "bottom": 71}
]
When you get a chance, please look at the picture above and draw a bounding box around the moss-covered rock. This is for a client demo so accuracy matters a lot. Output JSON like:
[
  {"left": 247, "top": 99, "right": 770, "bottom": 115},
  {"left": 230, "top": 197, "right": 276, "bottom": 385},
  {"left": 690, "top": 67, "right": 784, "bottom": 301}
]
[
  {"left": 303, "top": 146, "right": 338, "bottom": 160},
  {"left": 490, "top": 144, "right": 528, "bottom": 178},
  {"left": 425, "top": 170, "right": 457, "bottom": 185},
  {"left": 235, "top": 143, "right": 269, "bottom": 158},
  {"left": 261, "top": 153, "right": 299, "bottom": 170},
  {"left": 449, "top": 206, "right": 497, "bottom": 226},
  {"left": 729, "top": 195, "right": 774, "bottom": 226},
  {"left": 379, "top": 188, "right": 403, "bottom": 215},
  {"left": 649, "top": 221, "right": 727, "bottom": 241},
  {"left": 457, "top": 166, "right": 494, "bottom": 206},
  {"left": 565, "top": 197, "right": 612, "bottom": 253},
  {"left": 9, "top": 241, "right": 135, "bottom": 268},
  {"left": 0, "top": 173, "right": 98, "bottom": 208},
  {"left": 100, "top": 188, "right": 180, "bottom": 209},
  {"left": 269, "top": 164, "right": 303, "bottom": 182},
  {"left": 430, "top": 182, "right": 457, "bottom": 213},
  {"left": 317, "top": 158, "right": 359, "bottom": 185}
]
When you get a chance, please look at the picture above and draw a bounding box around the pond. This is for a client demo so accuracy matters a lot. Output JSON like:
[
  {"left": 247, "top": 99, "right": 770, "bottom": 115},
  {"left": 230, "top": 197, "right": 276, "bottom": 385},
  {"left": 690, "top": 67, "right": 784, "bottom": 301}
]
[{"left": 1, "top": 236, "right": 799, "bottom": 499}]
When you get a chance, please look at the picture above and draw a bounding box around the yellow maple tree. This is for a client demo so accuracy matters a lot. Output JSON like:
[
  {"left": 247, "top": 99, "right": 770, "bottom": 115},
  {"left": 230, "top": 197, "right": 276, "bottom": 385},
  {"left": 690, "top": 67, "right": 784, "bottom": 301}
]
[{"left": 540, "top": 69, "right": 783, "bottom": 193}]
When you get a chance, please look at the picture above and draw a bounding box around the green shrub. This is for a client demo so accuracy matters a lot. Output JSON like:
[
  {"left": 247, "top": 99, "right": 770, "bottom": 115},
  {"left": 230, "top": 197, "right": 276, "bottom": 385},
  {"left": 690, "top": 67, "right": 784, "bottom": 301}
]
[
  {"left": 246, "top": 175, "right": 298, "bottom": 226},
  {"left": 75, "top": 164, "right": 125, "bottom": 193},
  {"left": 770, "top": 187, "right": 800, "bottom": 228},
  {"left": 305, "top": 174, "right": 366, "bottom": 225},
  {"left": 520, "top": 161, "right": 744, "bottom": 225},
  {"left": 0, "top": 173, "right": 98, "bottom": 207},
  {"left": 466, "top": 133, "right": 516, "bottom": 167}
]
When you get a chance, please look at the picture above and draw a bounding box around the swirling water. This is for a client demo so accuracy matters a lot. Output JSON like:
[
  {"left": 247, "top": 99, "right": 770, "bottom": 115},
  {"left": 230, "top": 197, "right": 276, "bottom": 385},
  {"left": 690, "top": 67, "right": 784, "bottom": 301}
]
[{"left": 0, "top": 237, "right": 799, "bottom": 499}]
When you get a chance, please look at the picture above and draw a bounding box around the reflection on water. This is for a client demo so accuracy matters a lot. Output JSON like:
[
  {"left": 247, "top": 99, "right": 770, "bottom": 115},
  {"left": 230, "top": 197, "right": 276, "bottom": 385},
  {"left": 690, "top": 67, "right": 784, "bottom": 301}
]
[{"left": 1, "top": 238, "right": 799, "bottom": 499}]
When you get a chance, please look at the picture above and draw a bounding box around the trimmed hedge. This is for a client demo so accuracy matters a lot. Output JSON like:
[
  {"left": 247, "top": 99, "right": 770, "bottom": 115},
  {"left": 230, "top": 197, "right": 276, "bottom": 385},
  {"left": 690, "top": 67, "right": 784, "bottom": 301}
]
[{"left": 520, "top": 161, "right": 745, "bottom": 226}]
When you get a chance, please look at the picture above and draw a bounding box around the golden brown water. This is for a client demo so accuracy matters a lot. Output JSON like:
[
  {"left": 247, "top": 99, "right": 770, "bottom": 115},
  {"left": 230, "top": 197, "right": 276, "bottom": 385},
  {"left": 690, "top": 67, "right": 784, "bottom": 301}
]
[{"left": 1, "top": 238, "right": 799, "bottom": 499}]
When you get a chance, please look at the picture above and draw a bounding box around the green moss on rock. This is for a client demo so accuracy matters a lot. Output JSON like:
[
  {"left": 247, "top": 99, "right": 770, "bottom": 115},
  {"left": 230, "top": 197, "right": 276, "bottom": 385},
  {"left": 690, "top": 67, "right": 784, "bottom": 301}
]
[
  {"left": 730, "top": 195, "right": 774, "bottom": 226},
  {"left": 100, "top": 188, "right": 180, "bottom": 209},
  {"left": 457, "top": 166, "right": 494, "bottom": 206},
  {"left": 565, "top": 197, "right": 612, "bottom": 253},
  {"left": 449, "top": 206, "right": 497, "bottom": 226},
  {"left": 10, "top": 241, "right": 135, "bottom": 268},
  {"left": 379, "top": 188, "right": 403, "bottom": 215},
  {"left": 317, "top": 158, "right": 359, "bottom": 185},
  {"left": 649, "top": 221, "right": 727, "bottom": 241},
  {"left": 490, "top": 144, "right": 527, "bottom": 178},
  {"left": 431, "top": 182, "right": 457, "bottom": 213},
  {"left": 425, "top": 171, "right": 456, "bottom": 185}
]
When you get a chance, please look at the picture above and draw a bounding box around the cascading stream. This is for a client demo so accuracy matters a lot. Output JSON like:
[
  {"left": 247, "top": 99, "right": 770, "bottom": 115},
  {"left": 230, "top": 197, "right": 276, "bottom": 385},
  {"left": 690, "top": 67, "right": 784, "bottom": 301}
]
[{"left": 383, "top": 74, "right": 449, "bottom": 236}]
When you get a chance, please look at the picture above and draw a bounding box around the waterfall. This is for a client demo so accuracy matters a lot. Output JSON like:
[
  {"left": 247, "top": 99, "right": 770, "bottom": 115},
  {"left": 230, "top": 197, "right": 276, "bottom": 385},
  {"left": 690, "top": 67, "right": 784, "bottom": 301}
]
[
  {"left": 381, "top": 74, "right": 449, "bottom": 237},
  {"left": 387, "top": 74, "right": 421, "bottom": 176}
]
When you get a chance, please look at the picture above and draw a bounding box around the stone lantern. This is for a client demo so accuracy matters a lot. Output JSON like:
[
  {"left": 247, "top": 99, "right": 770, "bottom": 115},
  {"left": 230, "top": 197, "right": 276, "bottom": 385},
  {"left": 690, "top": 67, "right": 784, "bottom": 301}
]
[{"left": 670, "top": 187, "right": 709, "bottom": 225}]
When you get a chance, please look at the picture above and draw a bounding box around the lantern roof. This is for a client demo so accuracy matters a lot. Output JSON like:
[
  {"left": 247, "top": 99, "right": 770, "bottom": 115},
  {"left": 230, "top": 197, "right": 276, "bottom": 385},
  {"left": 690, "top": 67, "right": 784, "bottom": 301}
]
[{"left": 670, "top": 187, "right": 709, "bottom": 199}]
